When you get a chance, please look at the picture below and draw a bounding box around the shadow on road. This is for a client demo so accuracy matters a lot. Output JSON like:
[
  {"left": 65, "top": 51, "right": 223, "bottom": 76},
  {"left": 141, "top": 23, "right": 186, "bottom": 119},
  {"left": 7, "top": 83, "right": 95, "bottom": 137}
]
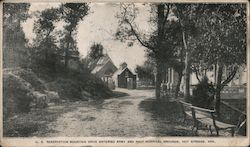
[
  {"left": 139, "top": 98, "right": 182, "bottom": 118},
  {"left": 139, "top": 98, "right": 196, "bottom": 136},
  {"left": 111, "top": 90, "right": 130, "bottom": 98}
]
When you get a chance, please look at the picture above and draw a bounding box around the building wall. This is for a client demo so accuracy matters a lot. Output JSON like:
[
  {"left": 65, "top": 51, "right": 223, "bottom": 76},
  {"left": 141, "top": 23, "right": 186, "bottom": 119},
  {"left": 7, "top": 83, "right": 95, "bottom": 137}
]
[
  {"left": 117, "top": 68, "right": 136, "bottom": 89},
  {"left": 162, "top": 68, "right": 180, "bottom": 92},
  {"left": 164, "top": 66, "right": 247, "bottom": 97}
]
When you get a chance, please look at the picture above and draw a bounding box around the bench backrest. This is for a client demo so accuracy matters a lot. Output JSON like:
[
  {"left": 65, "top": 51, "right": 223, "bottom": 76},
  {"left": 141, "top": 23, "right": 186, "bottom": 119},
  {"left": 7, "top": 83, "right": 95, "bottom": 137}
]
[
  {"left": 179, "top": 100, "right": 192, "bottom": 113},
  {"left": 179, "top": 100, "right": 216, "bottom": 120},
  {"left": 190, "top": 105, "right": 216, "bottom": 121}
]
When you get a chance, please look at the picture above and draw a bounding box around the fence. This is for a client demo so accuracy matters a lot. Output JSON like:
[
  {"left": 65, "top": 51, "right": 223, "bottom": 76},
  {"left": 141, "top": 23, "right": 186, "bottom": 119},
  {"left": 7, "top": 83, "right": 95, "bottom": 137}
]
[{"left": 221, "top": 86, "right": 246, "bottom": 99}]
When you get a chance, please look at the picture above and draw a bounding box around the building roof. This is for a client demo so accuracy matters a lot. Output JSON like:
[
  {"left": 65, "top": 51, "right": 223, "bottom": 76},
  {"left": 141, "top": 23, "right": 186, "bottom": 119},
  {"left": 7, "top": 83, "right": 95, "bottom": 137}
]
[
  {"left": 113, "top": 66, "right": 135, "bottom": 78},
  {"left": 89, "top": 54, "right": 117, "bottom": 75}
]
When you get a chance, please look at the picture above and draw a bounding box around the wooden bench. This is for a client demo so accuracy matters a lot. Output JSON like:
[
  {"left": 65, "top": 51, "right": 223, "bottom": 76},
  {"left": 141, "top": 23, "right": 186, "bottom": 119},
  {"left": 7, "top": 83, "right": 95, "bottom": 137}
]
[{"left": 179, "top": 100, "right": 236, "bottom": 136}]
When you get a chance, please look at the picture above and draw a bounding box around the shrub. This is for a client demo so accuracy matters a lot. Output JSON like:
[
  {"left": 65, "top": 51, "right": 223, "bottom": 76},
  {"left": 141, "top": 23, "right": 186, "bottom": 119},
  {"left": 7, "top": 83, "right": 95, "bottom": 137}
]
[
  {"left": 12, "top": 68, "right": 47, "bottom": 91},
  {"left": 3, "top": 73, "right": 33, "bottom": 118},
  {"left": 3, "top": 69, "right": 49, "bottom": 119},
  {"left": 191, "top": 76, "right": 215, "bottom": 109},
  {"left": 47, "top": 78, "right": 83, "bottom": 101}
]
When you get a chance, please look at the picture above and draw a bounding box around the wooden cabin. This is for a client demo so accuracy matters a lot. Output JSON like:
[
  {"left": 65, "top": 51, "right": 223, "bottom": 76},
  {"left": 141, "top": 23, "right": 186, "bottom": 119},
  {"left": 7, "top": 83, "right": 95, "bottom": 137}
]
[{"left": 113, "top": 62, "right": 136, "bottom": 89}]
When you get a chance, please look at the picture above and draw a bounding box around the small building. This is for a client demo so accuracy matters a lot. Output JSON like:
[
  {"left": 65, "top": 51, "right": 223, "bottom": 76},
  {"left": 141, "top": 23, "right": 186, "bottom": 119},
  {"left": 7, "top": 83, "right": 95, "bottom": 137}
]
[
  {"left": 88, "top": 54, "right": 117, "bottom": 89},
  {"left": 113, "top": 62, "right": 136, "bottom": 89}
]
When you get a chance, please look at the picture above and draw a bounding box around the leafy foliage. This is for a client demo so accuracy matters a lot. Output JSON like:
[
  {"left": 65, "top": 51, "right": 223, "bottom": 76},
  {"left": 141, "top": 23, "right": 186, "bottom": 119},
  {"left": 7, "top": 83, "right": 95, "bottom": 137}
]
[
  {"left": 31, "top": 8, "right": 61, "bottom": 71},
  {"left": 135, "top": 60, "right": 155, "bottom": 81},
  {"left": 192, "top": 4, "right": 247, "bottom": 69},
  {"left": 191, "top": 76, "right": 215, "bottom": 109},
  {"left": 60, "top": 3, "right": 89, "bottom": 32},
  {"left": 3, "top": 3, "right": 30, "bottom": 68},
  {"left": 3, "top": 3, "right": 30, "bottom": 28},
  {"left": 59, "top": 3, "right": 89, "bottom": 68},
  {"left": 88, "top": 42, "right": 105, "bottom": 60}
]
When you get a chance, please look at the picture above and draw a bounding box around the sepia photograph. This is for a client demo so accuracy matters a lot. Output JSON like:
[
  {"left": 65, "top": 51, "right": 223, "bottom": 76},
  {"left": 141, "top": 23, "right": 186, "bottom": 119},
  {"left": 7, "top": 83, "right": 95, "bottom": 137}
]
[{"left": 0, "top": 0, "right": 249, "bottom": 146}]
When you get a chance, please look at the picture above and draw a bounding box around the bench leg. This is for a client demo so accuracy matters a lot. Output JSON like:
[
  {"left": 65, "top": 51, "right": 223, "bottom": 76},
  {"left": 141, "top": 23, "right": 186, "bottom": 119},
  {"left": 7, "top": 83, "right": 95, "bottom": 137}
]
[
  {"left": 183, "top": 116, "right": 187, "bottom": 123},
  {"left": 191, "top": 125, "right": 195, "bottom": 131},
  {"left": 195, "top": 121, "right": 199, "bottom": 134},
  {"left": 191, "top": 120, "right": 196, "bottom": 131},
  {"left": 231, "top": 128, "right": 235, "bottom": 137},
  {"left": 209, "top": 125, "right": 213, "bottom": 135},
  {"left": 215, "top": 127, "right": 219, "bottom": 136}
]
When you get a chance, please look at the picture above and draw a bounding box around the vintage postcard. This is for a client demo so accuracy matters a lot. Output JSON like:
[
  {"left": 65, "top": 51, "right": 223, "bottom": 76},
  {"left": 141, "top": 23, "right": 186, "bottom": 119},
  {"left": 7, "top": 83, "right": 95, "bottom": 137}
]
[{"left": 0, "top": 0, "right": 249, "bottom": 146}]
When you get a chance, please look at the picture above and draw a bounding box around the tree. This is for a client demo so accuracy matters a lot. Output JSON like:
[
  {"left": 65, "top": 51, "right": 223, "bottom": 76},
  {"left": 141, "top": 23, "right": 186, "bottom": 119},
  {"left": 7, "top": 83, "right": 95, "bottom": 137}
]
[
  {"left": 192, "top": 4, "right": 247, "bottom": 116},
  {"left": 135, "top": 60, "right": 155, "bottom": 84},
  {"left": 174, "top": 4, "right": 202, "bottom": 100},
  {"left": 3, "top": 3, "right": 30, "bottom": 26},
  {"left": 192, "top": 76, "right": 215, "bottom": 109},
  {"left": 116, "top": 3, "right": 176, "bottom": 99},
  {"left": 32, "top": 8, "right": 60, "bottom": 71},
  {"left": 168, "top": 49, "right": 185, "bottom": 99},
  {"left": 59, "top": 3, "right": 89, "bottom": 69},
  {"left": 3, "top": 3, "right": 30, "bottom": 68},
  {"left": 88, "top": 42, "right": 105, "bottom": 60}
]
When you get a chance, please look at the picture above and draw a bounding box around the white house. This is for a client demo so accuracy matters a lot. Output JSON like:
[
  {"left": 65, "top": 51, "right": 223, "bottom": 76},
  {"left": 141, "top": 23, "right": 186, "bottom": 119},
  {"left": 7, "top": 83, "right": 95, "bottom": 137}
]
[{"left": 162, "top": 66, "right": 247, "bottom": 99}]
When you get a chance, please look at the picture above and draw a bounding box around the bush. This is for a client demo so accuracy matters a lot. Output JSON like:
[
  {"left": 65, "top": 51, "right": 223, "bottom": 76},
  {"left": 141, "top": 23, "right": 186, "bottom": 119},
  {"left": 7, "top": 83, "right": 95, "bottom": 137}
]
[
  {"left": 3, "top": 68, "right": 49, "bottom": 119},
  {"left": 3, "top": 73, "right": 34, "bottom": 118},
  {"left": 46, "top": 69, "right": 112, "bottom": 101},
  {"left": 47, "top": 78, "right": 83, "bottom": 101},
  {"left": 191, "top": 76, "right": 215, "bottom": 109},
  {"left": 11, "top": 68, "right": 47, "bottom": 91}
]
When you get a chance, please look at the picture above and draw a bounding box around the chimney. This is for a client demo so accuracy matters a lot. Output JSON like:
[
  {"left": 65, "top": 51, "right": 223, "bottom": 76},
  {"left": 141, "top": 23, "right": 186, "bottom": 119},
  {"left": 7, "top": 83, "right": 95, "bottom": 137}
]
[{"left": 120, "top": 62, "right": 127, "bottom": 70}]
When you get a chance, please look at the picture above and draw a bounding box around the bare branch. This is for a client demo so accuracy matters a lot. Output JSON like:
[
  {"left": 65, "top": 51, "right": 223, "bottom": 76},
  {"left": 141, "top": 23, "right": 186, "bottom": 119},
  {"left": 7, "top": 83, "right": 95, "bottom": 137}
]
[
  {"left": 193, "top": 65, "right": 201, "bottom": 82},
  {"left": 125, "top": 19, "right": 154, "bottom": 50},
  {"left": 221, "top": 67, "right": 238, "bottom": 86},
  {"left": 162, "top": 4, "right": 170, "bottom": 29},
  {"left": 162, "top": 4, "right": 171, "bottom": 36}
]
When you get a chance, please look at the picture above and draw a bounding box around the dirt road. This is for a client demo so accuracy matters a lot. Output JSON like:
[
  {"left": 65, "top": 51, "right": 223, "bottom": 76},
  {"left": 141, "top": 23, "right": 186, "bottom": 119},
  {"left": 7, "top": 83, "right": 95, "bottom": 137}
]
[
  {"left": 42, "top": 88, "right": 233, "bottom": 137},
  {"left": 46, "top": 88, "right": 163, "bottom": 137}
]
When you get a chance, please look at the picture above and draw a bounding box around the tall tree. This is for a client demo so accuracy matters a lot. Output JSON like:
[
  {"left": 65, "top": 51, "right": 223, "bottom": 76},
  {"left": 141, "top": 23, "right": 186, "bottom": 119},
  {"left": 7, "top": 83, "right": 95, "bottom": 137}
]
[
  {"left": 3, "top": 3, "right": 30, "bottom": 68},
  {"left": 174, "top": 4, "right": 201, "bottom": 99},
  {"left": 168, "top": 47, "right": 185, "bottom": 99},
  {"left": 59, "top": 3, "right": 89, "bottom": 69},
  {"left": 88, "top": 42, "right": 105, "bottom": 60},
  {"left": 116, "top": 3, "right": 176, "bottom": 99},
  {"left": 192, "top": 4, "right": 247, "bottom": 116},
  {"left": 32, "top": 8, "right": 60, "bottom": 70}
]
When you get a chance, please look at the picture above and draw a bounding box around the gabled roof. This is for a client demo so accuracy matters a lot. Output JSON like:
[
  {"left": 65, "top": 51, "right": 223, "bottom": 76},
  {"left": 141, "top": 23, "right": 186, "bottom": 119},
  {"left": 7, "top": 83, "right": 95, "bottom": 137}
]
[
  {"left": 89, "top": 54, "right": 117, "bottom": 75},
  {"left": 113, "top": 66, "right": 135, "bottom": 77}
]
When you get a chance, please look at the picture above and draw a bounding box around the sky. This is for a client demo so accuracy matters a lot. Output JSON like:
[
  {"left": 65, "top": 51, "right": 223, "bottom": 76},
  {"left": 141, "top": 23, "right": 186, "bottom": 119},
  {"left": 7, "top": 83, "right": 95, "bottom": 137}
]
[{"left": 22, "top": 3, "right": 151, "bottom": 70}]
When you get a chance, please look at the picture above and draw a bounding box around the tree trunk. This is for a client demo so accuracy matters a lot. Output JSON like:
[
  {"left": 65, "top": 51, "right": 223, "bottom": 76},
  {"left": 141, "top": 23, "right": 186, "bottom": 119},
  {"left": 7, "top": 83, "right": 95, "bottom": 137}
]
[
  {"left": 215, "top": 63, "right": 223, "bottom": 118},
  {"left": 155, "top": 61, "right": 163, "bottom": 100},
  {"left": 154, "top": 4, "right": 165, "bottom": 100},
  {"left": 45, "top": 32, "right": 51, "bottom": 62},
  {"left": 64, "top": 43, "right": 69, "bottom": 69},
  {"left": 157, "top": 4, "right": 165, "bottom": 38},
  {"left": 64, "top": 31, "right": 72, "bottom": 69},
  {"left": 182, "top": 31, "right": 190, "bottom": 100},
  {"left": 175, "top": 71, "right": 183, "bottom": 99}
]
